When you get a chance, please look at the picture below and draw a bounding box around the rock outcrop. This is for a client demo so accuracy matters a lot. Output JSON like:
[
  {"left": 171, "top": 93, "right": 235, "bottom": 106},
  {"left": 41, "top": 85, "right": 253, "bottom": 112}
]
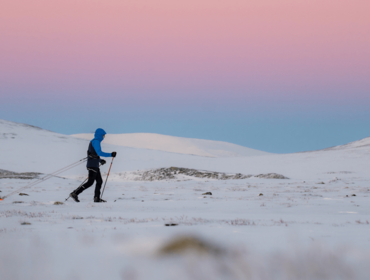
[
  {"left": 0, "top": 169, "right": 41, "bottom": 180},
  {"left": 117, "top": 167, "right": 288, "bottom": 181}
]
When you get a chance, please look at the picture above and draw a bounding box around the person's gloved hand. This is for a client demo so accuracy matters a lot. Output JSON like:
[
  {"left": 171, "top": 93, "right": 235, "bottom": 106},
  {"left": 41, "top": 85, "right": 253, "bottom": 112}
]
[
  {"left": 111, "top": 152, "right": 117, "bottom": 158},
  {"left": 100, "top": 159, "right": 106, "bottom": 165}
]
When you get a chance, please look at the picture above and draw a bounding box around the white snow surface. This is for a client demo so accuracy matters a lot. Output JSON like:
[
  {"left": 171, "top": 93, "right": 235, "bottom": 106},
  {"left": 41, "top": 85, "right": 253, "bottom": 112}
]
[
  {"left": 1, "top": 118, "right": 370, "bottom": 280},
  {"left": 71, "top": 132, "right": 271, "bottom": 157}
]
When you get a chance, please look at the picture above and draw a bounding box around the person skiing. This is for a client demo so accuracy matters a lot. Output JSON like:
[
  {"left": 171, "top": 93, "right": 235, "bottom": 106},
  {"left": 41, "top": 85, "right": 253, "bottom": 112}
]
[{"left": 69, "top": 128, "right": 117, "bottom": 203}]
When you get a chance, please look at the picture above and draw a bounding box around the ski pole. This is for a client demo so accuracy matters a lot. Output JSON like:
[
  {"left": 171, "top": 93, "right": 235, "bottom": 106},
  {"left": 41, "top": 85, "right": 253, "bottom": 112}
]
[
  {"left": 0, "top": 157, "right": 87, "bottom": 201},
  {"left": 18, "top": 159, "right": 87, "bottom": 190},
  {"left": 100, "top": 157, "right": 114, "bottom": 199},
  {"left": 64, "top": 176, "right": 89, "bottom": 202},
  {"left": 2, "top": 159, "right": 87, "bottom": 200}
]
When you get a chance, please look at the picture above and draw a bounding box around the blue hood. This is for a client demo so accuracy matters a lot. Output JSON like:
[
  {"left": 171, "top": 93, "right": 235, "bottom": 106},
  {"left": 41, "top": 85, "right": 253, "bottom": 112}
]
[{"left": 93, "top": 128, "right": 107, "bottom": 142}]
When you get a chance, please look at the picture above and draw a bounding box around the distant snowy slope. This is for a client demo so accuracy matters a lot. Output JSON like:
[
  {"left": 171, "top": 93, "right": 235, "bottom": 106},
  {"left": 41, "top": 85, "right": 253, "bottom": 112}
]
[
  {"left": 0, "top": 119, "right": 211, "bottom": 174},
  {"left": 2, "top": 119, "right": 269, "bottom": 176},
  {"left": 71, "top": 133, "right": 270, "bottom": 157},
  {"left": 323, "top": 136, "right": 370, "bottom": 150},
  {"left": 0, "top": 119, "right": 89, "bottom": 173},
  {"left": 2, "top": 118, "right": 370, "bottom": 181}
]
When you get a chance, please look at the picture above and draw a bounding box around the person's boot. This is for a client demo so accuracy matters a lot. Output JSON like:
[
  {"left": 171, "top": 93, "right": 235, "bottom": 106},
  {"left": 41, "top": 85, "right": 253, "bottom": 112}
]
[
  {"left": 69, "top": 186, "right": 84, "bottom": 203},
  {"left": 94, "top": 197, "right": 107, "bottom": 203},
  {"left": 69, "top": 192, "right": 80, "bottom": 202}
]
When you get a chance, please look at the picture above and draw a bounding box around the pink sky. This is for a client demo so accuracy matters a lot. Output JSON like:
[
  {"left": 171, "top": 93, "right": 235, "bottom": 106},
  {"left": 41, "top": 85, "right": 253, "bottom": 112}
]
[{"left": 1, "top": 0, "right": 369, "bottom": 102}]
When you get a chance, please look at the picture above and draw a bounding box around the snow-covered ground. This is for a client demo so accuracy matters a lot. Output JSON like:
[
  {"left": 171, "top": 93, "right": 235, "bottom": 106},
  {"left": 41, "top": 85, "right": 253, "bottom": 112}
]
[
  {"left": 72, "top": 132, "right": 270, "bottom": 157},
  {"left": 1, "top": 119, "right": 370, "bottom": 279}
]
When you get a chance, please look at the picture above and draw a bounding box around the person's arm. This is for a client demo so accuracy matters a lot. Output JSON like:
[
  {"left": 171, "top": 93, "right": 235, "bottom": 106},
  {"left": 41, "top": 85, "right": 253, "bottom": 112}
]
[{"left": 92, "top": 140, "right": 112, "bottom": 157}]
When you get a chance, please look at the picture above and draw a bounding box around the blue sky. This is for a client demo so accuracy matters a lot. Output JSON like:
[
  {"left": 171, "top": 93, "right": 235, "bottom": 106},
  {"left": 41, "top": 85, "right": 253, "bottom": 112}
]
[{"left": 1, "top": 95, "right": 369, "bottom": 154}]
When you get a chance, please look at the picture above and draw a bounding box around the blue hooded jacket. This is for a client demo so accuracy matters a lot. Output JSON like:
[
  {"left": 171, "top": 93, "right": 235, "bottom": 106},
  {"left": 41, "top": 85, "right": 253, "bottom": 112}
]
[{"left": 86, "top": 128, "right": 112, "bottom": 168}]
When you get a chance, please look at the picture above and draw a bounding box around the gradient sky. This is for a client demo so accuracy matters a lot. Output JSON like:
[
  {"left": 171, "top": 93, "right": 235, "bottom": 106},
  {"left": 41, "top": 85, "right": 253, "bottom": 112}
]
[{"left": 1, "top": 0, "right": 369, "bottom": 153}]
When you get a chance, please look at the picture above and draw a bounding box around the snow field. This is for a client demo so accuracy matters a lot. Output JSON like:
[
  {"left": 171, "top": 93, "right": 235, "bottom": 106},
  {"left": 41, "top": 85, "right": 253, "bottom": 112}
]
[{"left": 1, "top": 174, "right": 370, "bottom": 279}]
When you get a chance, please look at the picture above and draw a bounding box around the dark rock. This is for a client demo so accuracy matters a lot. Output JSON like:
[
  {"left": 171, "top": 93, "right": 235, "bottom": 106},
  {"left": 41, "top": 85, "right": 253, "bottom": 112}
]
[
  {"left": 259, "top": 193, "right": 263, "bottom": 196},
  {"left": 21, "top": 222, "right": 31, "bottom": 225},
  {"left": 352, "top": 194, "right": 356, "bottom": 196},
  {"left": 255, "top": 173, "right": 289, "bottom": 179},
  {"left": 19, "top": 193, "right": 29, "bottom": 196},
  {"left": 159, "top": 236, "right": 223, "bottom": 256},
  {"left": 165, "top": 223, "right": 178, "bottom": 226},
  {"left": 13, "top": 201, "right": 24, "bottom": 204},
  {"left": 202, "top": 192, "right": 212, "bottom": 195},
  {"left": 54, "top": 201, "right": 64, "bottom": 205}
]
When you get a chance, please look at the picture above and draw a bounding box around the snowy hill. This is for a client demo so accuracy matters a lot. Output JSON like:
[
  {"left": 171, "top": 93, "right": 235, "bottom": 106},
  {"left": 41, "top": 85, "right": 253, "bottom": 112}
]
[
  {"left": 71, "top": 133, "right": 270, "bottom": 158},
  {"left": 0, "top": 119, "right": 271, "bottom": 176},
  {"left": 1, "top": 118, "right": 370, "bottom": 179},
  {"left": 0, "top": 120, "right": 203, "bottom": 175},
  {"left": 323, "top": 136, "right": 370, "bottom": 150},
  {"left": 0, "top": 119, "right": 90, "bottom": 174}
]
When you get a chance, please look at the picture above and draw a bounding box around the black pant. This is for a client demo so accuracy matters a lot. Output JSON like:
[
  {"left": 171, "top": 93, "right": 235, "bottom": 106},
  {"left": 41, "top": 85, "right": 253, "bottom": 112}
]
[{"left": 77, "top": 168, "right": 103, "bottom": 198}]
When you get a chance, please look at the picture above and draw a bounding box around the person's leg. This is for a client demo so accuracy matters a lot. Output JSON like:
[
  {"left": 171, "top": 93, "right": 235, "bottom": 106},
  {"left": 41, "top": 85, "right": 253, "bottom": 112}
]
[
  {"left": 94, "top": 169, "right": 103, "bottom": 199},
  {"left": 76, "top": 169, "right": 98, "bottom": 193},
  {"left": 70, "top": 169, "right": 98, "bottom": 202}
]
